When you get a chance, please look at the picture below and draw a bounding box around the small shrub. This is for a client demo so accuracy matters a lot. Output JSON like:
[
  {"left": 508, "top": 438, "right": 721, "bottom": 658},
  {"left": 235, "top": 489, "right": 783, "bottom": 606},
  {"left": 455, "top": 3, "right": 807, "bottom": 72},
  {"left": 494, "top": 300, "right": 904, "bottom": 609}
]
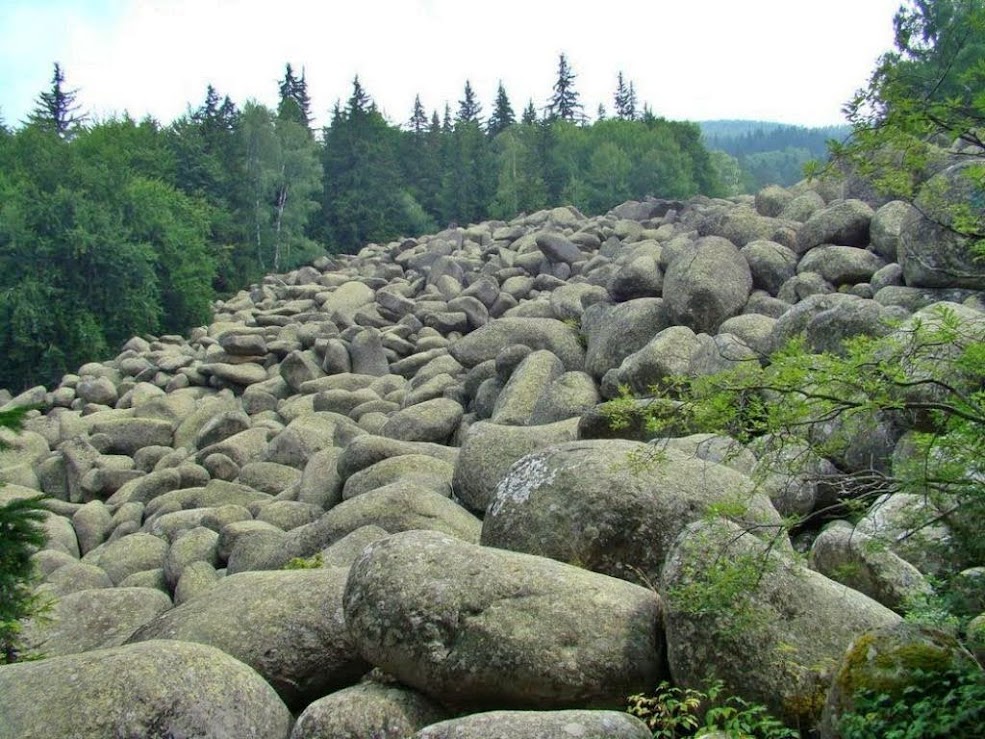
[
  {"left": 0, "top": 407, "right": 49, "bottom": 664},
  {"left": 282, "top": 552, "right": 324, "bottom": 570},
  {"left": 627, "top": 681, "right": 797, "bottom": 738},
  {"left": 838, "top": 665, "right": 985, "bottom": 739}
]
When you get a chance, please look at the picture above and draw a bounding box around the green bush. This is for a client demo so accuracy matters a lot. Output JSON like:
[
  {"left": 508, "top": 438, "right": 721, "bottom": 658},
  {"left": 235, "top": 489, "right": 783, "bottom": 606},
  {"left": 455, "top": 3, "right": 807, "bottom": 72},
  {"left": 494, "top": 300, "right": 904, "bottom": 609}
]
[
  {"left": 0, "top": 406, "right": 49, "bottom": 664},
  {"left": 627, "top": 681, "right": 796, "bottom": 738},
  {"left": 838, "top": 665, "right": 985, "bottom": 738}
]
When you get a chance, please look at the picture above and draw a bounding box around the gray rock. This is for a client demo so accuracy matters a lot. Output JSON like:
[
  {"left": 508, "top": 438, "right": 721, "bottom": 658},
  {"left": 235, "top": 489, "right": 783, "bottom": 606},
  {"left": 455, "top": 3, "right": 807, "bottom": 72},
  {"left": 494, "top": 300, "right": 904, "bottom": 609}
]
[
  {"left": 482, "top": 441, "right": 782, "bottom": 585},
  {"left": 0, "top": 640, "right": 292, "bottom": 739},
  {"left": 291, "top": 681, "right": 448, "bottom": 739},
  {"left": 869, "top": 200, "right": 911, "bottom": 261},
  {"left": 380, "top": 397, "right": 463, "bottom": 444},
  {"left": 452, "top": 419, "right": 580, "bottom": 514},
  {"left": 88, "top": 417, "right": 174, "bottom": 456},
  {"left": 664, "top": 236, "right": 752, "bottom": 334},
  {"left": 344, "top": 530, "right": 665, "bottom": 709},
  {"left": 195, "top": 409, "right": 252, "bottom": 449},
  {"left": 40, "top": 560, "right": 113, "bottom": 597},
  {"left": 342, "top": 454, "right": 455, "bottom": 500},
  {"left": 798, "top": 245, "right": 886, "bottom": 285},
  {"left": 236, "top": 461, "right": 302, "bottom": 495},
  {"left": 337, "top": 434, "right": 460, "bottom": 480},
  {"left": 72, "top": 500, "right": 114, "bottom": 554},
  {"left": 174, "top": 560, "right": 221, "bottom": 605},
  {"left": 200, "top": 361, "right": 269, "bottom": 386},
  {"left": 415, "top": 710, "right": 651, "bottom": 739},
  {"left": 297, "top": 447, "right": 344, "bottom": 509},
  {"left": 450, "top": 318, "right": 585, "bottom": 372},
  {"left": 741, "top": 239, "right": 798, "bottom": 296},
  {"left": 809, "top": 521, "right": 933, "bottom": 612},
  {"left": 582, "top": 298, "right": 669, "bottom": 381},
  {"left": 164, "top": 526, "right": 221, "bottom": 589},
  {"left": 265, "top": 412, "right": 363, "bottom": 468},
  {"left": 820, "top": 623, "right": 978, "bottom": 739},
  {"left": 256, "top": 500, "right": 324, "bottom": 530},
  {"left": 491, "top": 350, "right": 564, "bottom": 426},
  {"left": 528, "top": 371, "right": 600, "bottom": 425},
  {"left": 536, "top": 232, "right": 583, "bottom": 265},
  {"left": 797, "top": 199, "right": 874, "bottom": 252},
  {"left": 21, "top": 587, "right": 172, "bottom": 658},
  {"left": 898, "top": 159, "right": 985, "bottom": 289},
  {"left": 129, "top": 568, "right": 367, "bottom": 710},
  {"left": 662, "top": 519, "right": 899, "bottom": 728},
  {"left": 93, "top": 532, "right": 169, "bottom": 585}
]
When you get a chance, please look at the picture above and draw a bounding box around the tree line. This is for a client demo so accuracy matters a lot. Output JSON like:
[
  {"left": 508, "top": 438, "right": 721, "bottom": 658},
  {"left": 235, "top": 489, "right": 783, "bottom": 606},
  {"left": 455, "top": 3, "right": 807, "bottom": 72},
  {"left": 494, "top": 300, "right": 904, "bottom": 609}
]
[
  {"left": 0, "top": 55, "right": 728, "bottom": 391},
  {"left": 701, "top": 120, "right": 851, "bottom": 192}
]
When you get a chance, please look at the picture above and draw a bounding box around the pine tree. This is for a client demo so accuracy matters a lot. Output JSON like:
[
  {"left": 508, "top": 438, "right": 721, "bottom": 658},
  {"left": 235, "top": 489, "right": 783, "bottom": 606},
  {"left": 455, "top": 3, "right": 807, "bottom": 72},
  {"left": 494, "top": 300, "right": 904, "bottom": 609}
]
[
  {"left": 457, "top": 80, "right": 482, "bottom": 125},
  {"left": 522, "top": 99, "right": 539, "bottom": 125},
  {"left": 487, "top": 81, "right": 515, "bottom": 137},
  {"left": 26, "top": 63, "right": 85, "bottom": 137},
  {"left": 545, "top": 53, "right": 583, "bottom": 122},
  {"left": 614, "top": 71, "right": 638, "bottom": 120},
  {"left": 347, "top": 76, "right": 372, "bottom": 117},
  {"left": 277, "top": 63, "right": 312, "bottom": 130},
  {"left": 442, "top": 103, "right": 453, "bottom": 133},
  {"left": 409, "top": 94, "right": 428, "bottom": 134},
  {"left": 597, "top": 103, "right": 607, "bottom": 121}
]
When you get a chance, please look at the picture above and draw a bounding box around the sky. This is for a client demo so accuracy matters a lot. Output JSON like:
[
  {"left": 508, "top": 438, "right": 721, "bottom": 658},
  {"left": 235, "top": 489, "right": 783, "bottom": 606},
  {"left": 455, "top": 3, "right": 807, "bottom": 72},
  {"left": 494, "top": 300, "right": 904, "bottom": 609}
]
[{"left": 0, "top": 0, "right": 905, "bottom": 131}]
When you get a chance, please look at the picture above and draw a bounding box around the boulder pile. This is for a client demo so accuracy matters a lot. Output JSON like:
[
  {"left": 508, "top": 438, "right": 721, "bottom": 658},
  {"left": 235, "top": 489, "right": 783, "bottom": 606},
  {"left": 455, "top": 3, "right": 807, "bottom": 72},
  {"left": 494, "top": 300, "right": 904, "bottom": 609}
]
[{"left": 1, "top": 162, "right": 983, "bottom": 738}]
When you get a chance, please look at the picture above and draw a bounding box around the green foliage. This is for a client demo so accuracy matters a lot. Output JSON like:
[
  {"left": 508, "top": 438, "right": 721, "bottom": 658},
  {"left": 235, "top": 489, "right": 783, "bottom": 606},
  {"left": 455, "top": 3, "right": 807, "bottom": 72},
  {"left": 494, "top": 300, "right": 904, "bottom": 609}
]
[
  {"left": 282, "top": 553, "right": 324, "bottom": 570},
  {"left": 0, "top": 408, "right": 49, "bottom": 664},
  {"left": 627, "top": 681, "right": 797, "bottom": 738},
  {"left": 833, "top": 0, "right": 984, "bottom": 252},
  {"left": 838, "top": 665, "right": 985, "bottom": 738}
]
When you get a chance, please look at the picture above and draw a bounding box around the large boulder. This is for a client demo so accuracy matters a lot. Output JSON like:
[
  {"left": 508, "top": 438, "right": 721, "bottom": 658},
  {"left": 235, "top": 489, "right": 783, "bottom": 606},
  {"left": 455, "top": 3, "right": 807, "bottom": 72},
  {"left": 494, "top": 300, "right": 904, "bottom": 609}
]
[
  {"left": 0, "top": 640, "right": 292, "bottom": 739},
  {"left": 20, "top": 587, "right": 172, "bottom": 658},
  {"left": 582, "top": 298, "right": 669, "bottom": 380},
  {"left": 809, "top": 521, "right": 933, "bottom": 613},
  {"left": 820, "top": 623, "right": 981, "bottom": 738},
  {"left": 797, "top": 199, "right": 874, "bottom": 252},
  {"left": 449, "top": 318, "right": 586, "bottom": 372},
  {"left": 898, "top": 159, "right": 985, "bottom": 289},
  {"left": 452, "top": 419, "right": 580, "bottom": 514},
  {"left": 482, "top": 440, "right": 782, "bottom": 584},
  {"left": 128, "top": 568, "right": 368, "bottom": 710},
  {"left": 662, "top": 519, "right": 900, "bottom": 729},
  {"left": 664, "top": 236, "right": 752, "bottom": 334},
  {"left": 291, "top": 681, "right": 449, "bottom": 739},
  {"left": 344, "top": 530, "right": 665, "bottom": 710},
  {"left": 415, "top": 710, "right": 652, "bottom": 738}
]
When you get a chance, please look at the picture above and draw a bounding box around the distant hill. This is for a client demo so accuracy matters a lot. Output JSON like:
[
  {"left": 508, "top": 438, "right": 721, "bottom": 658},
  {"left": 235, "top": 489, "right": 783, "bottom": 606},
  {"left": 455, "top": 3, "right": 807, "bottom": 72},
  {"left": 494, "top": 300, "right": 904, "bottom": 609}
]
[{"left": 697, "top": 120, "right": 852, "bottom": 191}]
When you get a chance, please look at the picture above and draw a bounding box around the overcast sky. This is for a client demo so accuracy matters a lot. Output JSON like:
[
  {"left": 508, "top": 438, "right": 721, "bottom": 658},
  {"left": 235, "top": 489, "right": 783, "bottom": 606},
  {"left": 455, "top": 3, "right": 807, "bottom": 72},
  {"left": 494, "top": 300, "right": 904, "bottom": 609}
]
[{"left": 1, "top": 0, "right": 904, "bottom": 131}]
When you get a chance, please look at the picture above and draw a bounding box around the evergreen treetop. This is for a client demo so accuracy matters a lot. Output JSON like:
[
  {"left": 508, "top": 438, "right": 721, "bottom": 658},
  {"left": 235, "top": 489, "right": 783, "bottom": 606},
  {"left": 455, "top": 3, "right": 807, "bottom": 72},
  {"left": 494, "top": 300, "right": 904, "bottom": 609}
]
[
  {"left": 277, "top": 63, "right": 312, "bottom": 130},
  {"left": 457, "top": 80, "right": 482, "bottom": 126},
  {"left": 487, "top": 81, "right": 515, "bottom": 137},
  {"left": 409, "top": 94, "right": 429, "bottom": 134},
  {"left": 545, "top": 53, "right": 584, "bottom": 123},
  {"left": 614, "top": 72, "right": 638, "bottom": 120},
  {"left": 26, "top": 62, "right": 85, "bottom": 137}
]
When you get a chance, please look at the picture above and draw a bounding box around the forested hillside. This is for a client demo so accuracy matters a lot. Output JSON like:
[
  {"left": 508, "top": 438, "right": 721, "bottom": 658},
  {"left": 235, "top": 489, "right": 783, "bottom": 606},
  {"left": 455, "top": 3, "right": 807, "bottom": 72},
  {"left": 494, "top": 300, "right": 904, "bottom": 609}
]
[
  {"left": 700, "top": 119, "right": 850, "bottom": 191},
  {"left": 0, "top": 59, "right": 726, "bottom": 391}
]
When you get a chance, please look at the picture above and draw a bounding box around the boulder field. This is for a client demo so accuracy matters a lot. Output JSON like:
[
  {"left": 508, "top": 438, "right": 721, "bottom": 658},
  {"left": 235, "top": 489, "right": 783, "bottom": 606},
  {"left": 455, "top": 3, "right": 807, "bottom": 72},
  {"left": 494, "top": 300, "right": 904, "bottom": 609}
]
[{"left": 1, "top": 165, "right": 983, "bottom": 738}]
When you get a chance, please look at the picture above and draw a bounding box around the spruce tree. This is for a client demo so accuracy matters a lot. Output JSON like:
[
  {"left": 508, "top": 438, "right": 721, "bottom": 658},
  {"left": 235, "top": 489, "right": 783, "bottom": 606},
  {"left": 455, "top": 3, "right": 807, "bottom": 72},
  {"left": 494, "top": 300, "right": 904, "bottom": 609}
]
[
  {"left": 545, "top": 53, "right": 583, "bottom": 122},
  {"left": 347, "top": 76, "right": 372, "bottom": 116},
  {"left": 457, "top": 80, "right": 482, "bottom": 126},
  {"left": 442, "top": 103, "right": 453, "bottom": 133},
  {"left": 614, "top": 71, "right": 638, "bottom": 120},
  {"left": 487, "top": 81, "right": 515, "bottom": 137},
  {"left": 26, "top": 63, "right": 85, "bottom": 137},
  {"left": 277, "top": 64, "right": 313, "bottom": 131},
  {"left": 597, "top": 103, "right": 607, "bottom": 121},
  {"left": 522, "top": 99, "right": 538, "bottom": 125},
  {"left": 409, "top": 94, "right": 428, "bottom": 134}
]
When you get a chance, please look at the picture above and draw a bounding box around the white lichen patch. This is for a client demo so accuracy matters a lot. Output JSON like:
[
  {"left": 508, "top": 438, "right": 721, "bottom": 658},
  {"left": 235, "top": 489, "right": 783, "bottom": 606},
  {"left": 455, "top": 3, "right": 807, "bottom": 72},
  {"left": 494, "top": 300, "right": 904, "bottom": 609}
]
[{"left": 488, "top": 453, "right": 556, "bottom": 517}]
